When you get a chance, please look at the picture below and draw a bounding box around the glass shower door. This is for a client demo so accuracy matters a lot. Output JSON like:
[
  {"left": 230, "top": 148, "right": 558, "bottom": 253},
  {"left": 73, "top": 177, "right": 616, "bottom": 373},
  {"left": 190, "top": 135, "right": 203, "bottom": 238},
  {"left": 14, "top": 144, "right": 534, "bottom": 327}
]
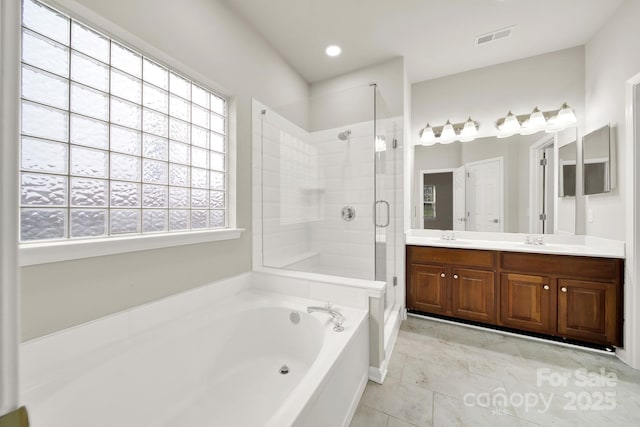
[{"left": 374, "top": 86, "right": 399, "bottom": 317}]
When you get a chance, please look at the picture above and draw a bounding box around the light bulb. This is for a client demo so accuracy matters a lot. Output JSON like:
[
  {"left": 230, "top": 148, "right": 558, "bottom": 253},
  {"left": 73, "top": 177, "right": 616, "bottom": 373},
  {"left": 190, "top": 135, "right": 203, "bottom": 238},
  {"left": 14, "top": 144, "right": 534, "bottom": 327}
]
[
  {"left": 459, "top": 117, "right": 478, "bottom": 142},
  {"left": 521, "top": 107, "right": 546, "bottom": 135},
  {"left": 440, "top": 120, "right": 457, "bottom": 144},
  {"left": 420, "top": 124, "right": 436, "bottom": 145},
  {"left": 556, "top": 102, "right": 577, "bottom": 125},
  {"left": 500, "top": 111, "right": 521, "bottom": 134},
  {"left": 528, "top": 107, "right": 547, "bottom": 128}
]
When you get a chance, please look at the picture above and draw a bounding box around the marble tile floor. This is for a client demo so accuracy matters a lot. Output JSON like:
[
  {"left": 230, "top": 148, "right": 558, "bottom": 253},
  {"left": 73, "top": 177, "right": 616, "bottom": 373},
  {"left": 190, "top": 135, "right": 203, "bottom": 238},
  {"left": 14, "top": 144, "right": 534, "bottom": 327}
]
[{"left": 350, "top": 315, "right": 640, "bottom": 427}]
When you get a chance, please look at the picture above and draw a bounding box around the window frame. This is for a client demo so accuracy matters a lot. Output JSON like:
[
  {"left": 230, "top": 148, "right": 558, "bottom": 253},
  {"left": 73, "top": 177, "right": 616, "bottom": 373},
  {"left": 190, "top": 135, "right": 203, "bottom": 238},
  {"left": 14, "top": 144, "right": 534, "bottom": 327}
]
[{"left": 18, "top": 0, "right": 241, "bottom": 266}]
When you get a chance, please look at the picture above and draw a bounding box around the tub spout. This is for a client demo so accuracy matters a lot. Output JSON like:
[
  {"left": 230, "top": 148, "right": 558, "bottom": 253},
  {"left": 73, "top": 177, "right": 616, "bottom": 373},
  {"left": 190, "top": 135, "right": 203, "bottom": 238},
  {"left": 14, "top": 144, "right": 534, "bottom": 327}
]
[{"left": 307, "top": 304, "right": 345, "bottom": 332}]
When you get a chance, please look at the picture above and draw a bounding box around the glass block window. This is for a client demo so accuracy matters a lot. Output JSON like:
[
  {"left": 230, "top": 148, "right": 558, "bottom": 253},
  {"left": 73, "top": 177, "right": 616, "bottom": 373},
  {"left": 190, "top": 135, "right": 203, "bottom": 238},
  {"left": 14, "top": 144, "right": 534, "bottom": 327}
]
[{"left": 20, "top": 0, "right": 228, "bottom": 242}]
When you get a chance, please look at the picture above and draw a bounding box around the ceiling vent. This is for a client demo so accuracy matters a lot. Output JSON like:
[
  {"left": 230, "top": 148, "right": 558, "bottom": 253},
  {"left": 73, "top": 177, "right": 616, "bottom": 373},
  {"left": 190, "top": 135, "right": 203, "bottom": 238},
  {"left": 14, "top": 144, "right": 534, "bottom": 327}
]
[{"left": 475, "top": 26, "right": 515, "bottom": 46}]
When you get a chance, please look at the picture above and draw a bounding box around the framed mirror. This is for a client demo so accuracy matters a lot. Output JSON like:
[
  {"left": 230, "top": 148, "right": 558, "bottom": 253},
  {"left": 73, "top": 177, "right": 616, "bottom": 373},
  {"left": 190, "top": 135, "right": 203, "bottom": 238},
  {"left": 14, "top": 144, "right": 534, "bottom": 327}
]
[
  {"left": 558, "top": 140, "right": 577, "bottom": 197},
  {"left": 583, "top": 124, "right": 615, "bottom": 195},
  {"left": 413, "top": 127, "right": 578, "bottom": 234}
]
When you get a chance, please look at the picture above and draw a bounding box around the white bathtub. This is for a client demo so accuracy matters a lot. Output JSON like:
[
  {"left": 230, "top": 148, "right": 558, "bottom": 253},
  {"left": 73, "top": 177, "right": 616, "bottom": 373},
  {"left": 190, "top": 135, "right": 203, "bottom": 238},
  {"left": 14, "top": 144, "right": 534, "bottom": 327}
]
[{"left": 20, "top": 277, "right": 369, "bottom": 427}]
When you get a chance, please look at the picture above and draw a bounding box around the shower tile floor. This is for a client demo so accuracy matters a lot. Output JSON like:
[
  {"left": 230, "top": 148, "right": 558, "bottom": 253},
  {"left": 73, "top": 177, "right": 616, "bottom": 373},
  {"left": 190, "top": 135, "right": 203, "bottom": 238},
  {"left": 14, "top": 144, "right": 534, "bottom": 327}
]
[{"left": 350, "top": 315, "right": 640, "bottom": 427}]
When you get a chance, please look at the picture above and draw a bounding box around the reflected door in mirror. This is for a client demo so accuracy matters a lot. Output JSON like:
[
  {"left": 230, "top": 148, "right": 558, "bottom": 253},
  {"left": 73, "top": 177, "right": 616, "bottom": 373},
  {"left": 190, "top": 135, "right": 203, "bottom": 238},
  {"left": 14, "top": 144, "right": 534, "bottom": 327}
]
[
  {"left": 421, "top": 172, "right": 453, "bottom": 230},
  {"left": 466, "top": 158, "right": 503, "bottom": 232}
]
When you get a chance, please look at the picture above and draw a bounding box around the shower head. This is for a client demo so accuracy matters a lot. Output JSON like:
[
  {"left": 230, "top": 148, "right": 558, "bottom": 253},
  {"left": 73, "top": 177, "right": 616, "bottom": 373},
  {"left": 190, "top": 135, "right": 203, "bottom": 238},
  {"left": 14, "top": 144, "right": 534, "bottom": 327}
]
[{"left": 338, "top": 130, "right": 351, "bottom": 141}]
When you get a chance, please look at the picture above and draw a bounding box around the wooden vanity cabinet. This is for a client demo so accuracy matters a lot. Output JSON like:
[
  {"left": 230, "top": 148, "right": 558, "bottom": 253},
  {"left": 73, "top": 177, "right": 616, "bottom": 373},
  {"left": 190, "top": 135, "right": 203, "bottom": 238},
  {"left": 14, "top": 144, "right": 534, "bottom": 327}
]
[
  {"left": 406, "top": 246, "right": 497, "bottom": 324},
  {"left": 500, "top": 251, "right": 623, "bottom": 346},
  {"left": 500, "top": 273, "right": 554, "bottom": 335},
  {"left": 557, "top": 279, "right": 619, "bottom": 346},
  {"left": 450, "top": 268, "right": 496, "bottom": 324},
  {"left": 409, "top": 264, "right": 448, "bottom": 315},
  {"left": 406, "top": 245, "right": 624, "bottom": 347}
]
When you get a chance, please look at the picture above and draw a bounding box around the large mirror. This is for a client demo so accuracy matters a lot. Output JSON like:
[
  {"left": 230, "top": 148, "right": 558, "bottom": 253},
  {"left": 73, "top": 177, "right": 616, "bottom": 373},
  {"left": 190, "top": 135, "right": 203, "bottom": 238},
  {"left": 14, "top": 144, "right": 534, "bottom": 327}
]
[
  {"left": 559, "top": 140, "right": 577, "bottom": 197},
  {"left": 414, "top": 127, "right": 577, "bottom": 234},
  {"left": 583, "top": 124, "right": 615, "bottom": 195}
]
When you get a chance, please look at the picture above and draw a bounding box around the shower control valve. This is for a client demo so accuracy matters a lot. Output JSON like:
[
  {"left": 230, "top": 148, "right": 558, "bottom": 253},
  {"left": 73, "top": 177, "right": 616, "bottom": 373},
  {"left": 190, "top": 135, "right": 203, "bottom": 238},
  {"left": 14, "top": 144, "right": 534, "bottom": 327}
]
[{"left": 341, "top": 206, "right": 356, "bottom": 221}]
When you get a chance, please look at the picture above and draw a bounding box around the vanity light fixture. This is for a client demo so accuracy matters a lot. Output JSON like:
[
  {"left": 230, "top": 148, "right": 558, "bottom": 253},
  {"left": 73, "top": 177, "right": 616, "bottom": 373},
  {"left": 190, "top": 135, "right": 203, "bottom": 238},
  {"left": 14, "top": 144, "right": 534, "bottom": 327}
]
[
  {"left": 495, "top": 103, "right": 577, "bottom": 137},
  {"left": 417, "top": 118, "right": 480, "bottom": 146}
]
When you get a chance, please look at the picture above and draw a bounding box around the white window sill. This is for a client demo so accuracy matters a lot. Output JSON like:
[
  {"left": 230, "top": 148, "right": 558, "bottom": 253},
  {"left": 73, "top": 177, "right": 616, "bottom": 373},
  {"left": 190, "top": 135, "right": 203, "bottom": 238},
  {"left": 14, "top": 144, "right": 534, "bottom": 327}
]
[{"left": 19, "top": 228, "right": 244, "bottom": 266}]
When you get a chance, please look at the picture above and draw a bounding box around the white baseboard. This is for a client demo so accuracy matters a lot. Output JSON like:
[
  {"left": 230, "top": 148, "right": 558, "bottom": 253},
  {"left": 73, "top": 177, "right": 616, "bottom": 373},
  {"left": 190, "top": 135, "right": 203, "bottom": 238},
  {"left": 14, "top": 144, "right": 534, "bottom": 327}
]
[
  {"left": 368, "top": 359, "right": 388, "bottom": 384},
  {"left": 384, "top": 306, "right": 403, "bottom": 362},
  {"left": 369, "top": 305, "right": 404, "bottom": 385}
]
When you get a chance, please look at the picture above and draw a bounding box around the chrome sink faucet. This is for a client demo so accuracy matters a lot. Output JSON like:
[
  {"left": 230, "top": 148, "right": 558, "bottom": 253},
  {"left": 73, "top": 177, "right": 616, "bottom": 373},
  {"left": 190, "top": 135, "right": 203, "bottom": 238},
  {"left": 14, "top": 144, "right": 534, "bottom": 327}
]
[
  {"left": 307, "top": 303, "right": 345, "bottom": 332},
  {"left": 441, "top": 231, "right": 456, "bottom": 241},
  {"left": 525, "top": 235, "right": 545, "bottom": 245}
]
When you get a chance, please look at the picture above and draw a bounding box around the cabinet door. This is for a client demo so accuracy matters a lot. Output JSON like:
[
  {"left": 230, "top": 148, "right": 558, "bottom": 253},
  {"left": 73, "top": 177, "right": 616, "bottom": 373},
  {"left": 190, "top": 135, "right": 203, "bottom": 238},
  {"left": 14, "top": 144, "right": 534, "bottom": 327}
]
[
  {"left": 408, "top": 264, "right": 448, "bottom": 315},
  {"left": 451, "top": 268, "right": 495, "bottom": 324},
  {"left": 557, "top": 279, "right": 619, "bottom": 346},
  {"left": 500, "top": 273, "right": 552, "bottom": 334}
]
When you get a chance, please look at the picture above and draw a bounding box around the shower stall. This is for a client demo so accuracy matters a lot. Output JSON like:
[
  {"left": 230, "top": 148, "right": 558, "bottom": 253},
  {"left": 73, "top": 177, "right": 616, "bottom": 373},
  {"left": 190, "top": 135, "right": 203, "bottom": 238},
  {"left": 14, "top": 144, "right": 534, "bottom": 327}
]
[{"left": 252, "top": 83, "right": 404, "bottom": 362}]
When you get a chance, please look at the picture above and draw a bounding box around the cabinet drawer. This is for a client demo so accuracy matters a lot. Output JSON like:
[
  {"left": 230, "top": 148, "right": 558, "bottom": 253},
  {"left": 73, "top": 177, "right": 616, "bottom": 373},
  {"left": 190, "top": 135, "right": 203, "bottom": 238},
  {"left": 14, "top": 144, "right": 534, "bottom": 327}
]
[
  {"left": 408, "top": 246, "right": 495, "bottom": 269},
  {"left": 500, "top": 252, "right": 622, "bottom": 282}
]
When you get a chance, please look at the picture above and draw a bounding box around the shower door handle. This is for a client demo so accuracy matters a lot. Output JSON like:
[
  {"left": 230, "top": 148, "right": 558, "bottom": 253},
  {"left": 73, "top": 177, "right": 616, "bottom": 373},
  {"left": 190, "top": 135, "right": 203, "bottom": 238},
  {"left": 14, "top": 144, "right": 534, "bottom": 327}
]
[{"left": 375, "top": 200, "right": 390, "bottom": 228}]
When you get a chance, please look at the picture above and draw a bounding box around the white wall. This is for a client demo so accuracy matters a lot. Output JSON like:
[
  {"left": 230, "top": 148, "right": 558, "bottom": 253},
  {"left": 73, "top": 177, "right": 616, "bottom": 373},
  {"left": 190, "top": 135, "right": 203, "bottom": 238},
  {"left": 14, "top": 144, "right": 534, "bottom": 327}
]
[
  {"left": 411, "top": 46, "right": 586, "bottom": 231},
  {"left": 20, "top": 0, "right": 309, "bottom": 340},
  {"left": 411, "top": 47, "right": 585, "bottom": 143},
  {"left": 584, "top": 0, "right": 640, "bottom": 240},
  {"left": 309, "top": 57, "right": 405, "bottom": 132},
  {"left": 584, "top": 0, "right": 640, "bottom": 369}
]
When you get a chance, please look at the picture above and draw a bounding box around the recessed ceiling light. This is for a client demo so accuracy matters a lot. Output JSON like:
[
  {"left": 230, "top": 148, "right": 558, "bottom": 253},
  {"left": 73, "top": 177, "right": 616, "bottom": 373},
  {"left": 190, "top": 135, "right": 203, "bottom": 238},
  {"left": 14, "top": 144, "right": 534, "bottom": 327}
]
[{"left": 325, "top": 45, "right": 342, "bottom": 57}]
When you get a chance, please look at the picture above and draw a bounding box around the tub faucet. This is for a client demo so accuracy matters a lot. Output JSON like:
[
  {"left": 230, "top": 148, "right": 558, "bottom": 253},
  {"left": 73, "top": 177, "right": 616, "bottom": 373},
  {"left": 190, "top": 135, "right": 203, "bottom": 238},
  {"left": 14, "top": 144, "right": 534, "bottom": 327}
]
[{"left": 307, "top": 303, "right": 345, "bottom": 332}]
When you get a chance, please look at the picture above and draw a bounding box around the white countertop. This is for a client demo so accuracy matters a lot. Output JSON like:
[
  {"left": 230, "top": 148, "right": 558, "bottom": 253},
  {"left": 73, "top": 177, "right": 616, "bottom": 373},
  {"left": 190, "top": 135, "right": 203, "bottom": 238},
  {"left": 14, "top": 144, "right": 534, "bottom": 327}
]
[{"left": 405, "top": 230, "right": 625, "bottom": 259}]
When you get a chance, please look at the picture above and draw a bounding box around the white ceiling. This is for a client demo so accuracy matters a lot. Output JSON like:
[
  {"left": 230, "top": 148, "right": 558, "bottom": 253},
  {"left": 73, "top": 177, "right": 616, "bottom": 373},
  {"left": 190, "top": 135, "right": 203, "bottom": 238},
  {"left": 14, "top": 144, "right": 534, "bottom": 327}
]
[{"left": 221, "top": 0, "right": 624, "bottom": 84}]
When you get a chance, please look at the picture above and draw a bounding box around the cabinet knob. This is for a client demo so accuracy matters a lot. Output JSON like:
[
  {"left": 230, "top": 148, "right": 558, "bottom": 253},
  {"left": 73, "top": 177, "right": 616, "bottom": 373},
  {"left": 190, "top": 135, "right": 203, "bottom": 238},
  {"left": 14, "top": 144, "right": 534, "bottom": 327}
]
[
  {"left": 561, "top": 287, "right": 567, "bottom": 293},
  {"left": 440, "top": 273, "right": 445, "bottom": 278},
  {"left": 543, "top": 285, "right": 549, "bottom": 290},
  {"left": 453, "top": 274, "right": 459, "bottom": 279}
]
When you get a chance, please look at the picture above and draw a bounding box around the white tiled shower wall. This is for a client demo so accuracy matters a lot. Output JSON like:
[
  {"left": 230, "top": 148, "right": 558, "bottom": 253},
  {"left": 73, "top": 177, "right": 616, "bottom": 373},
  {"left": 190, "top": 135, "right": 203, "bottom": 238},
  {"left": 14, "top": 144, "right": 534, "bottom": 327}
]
[
  {"left": 252, "top": 100, "right": 403, "bottom": 288},
  {"left": 253, "top": 105, "right": 315, "bottom": 268},
  {"left": 308, "top": 121, "right": 376, "bottom": 279}
]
